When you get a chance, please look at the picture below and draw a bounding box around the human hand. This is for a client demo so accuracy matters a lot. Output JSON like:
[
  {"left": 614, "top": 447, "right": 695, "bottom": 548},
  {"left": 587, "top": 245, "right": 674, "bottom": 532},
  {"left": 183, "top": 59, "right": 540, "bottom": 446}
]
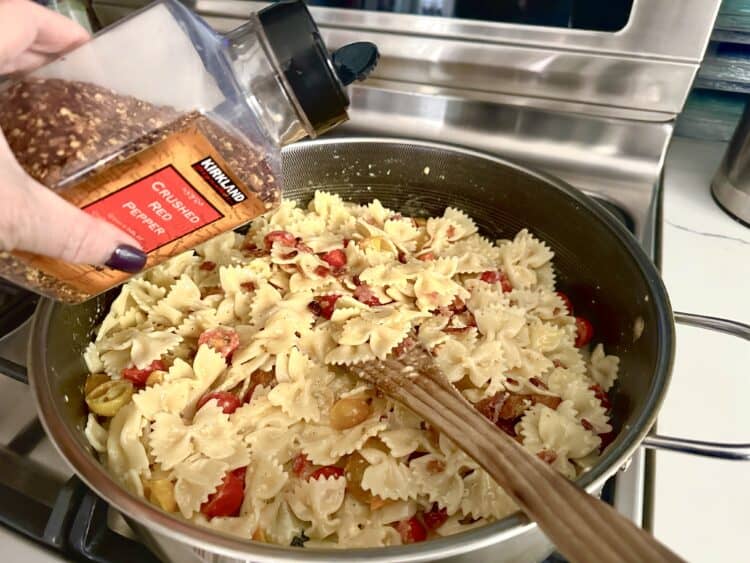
[{"left": 0, "top": 0, "right": 146, "bottom": 272}]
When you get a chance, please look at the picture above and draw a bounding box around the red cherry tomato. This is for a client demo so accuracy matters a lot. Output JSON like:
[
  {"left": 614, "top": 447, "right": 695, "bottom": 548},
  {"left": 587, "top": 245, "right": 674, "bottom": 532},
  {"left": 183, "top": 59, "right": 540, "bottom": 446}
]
[
  {"left": 479, "top": 270, "right": 512, "bottom": 292},
  {"left": 199, "top": 261, "right": 217, "bottom": 271},
  {"left": 309, "top": 466, "right": 345, "bottom": 481},
  {"left": 314, "top": 266, "right": 331, "bottom": 277},
  {"left": 318, "top": 294, "right": 340, "bottom": 319},
  {"left": 292, "top": 453, "right": 314, "bottom": 479},
  {"left": 394, "top": 517, "right": 427, "bottom": 544},
  {"left": 598, "top": 429, "right": 616, "bottom": 452},
  {"left": 198, "top": 327, "right": 240, "bottom": 360},
  {"left": 354, "top": 284, "right": 381, "bottom": 306},
  {"left": 556, "top": 291, "right": 574, "bottom": 315},
  {"left": 308, "top": 294, "right": 342, "bottom": 320},
  {"left": 589, "top": 383, "right": 612, "bottom": 411},
  {"left": 422, "top": 504, "right": 448, "bottom": 531},
  {"left": 200, "top": 467, "right": 246, "bottom": 519},
  {"left": 240, "top": 281, "right": 255, "bottom": 292},
  {"left": 264, "top": 230, "right": 297, "bottom": 249},
  {"left": 121, "top": 360, "right": 165, "bottom": 387},
  {"left": 479, "top": 270, "right": 499, "bottom": 284},
  {"left": 197, "top": 391, "right": 241, "bottom": 414},
  {"left": 536, "top": 450, "right": 558, "bottom": 464},
  {"left": 574, "top": 317, "right": 594, "bottom": 347},
  {"left": 321, "top": 249, "right": 347, "bottom": 269},
  {"left": 308, "top": 300, "right": 323, "bottom": 316}
]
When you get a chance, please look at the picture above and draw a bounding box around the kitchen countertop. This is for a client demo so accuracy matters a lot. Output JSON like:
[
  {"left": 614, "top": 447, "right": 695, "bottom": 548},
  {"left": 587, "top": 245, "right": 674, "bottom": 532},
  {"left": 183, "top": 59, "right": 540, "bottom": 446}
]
[{"left": 652, "top": 136, "right": 750, "bottom": 561}]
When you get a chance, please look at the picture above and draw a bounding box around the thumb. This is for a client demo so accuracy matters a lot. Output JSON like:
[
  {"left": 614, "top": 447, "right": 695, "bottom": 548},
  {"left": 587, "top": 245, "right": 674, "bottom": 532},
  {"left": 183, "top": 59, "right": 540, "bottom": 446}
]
[{"left": 17, "top": 180, "right": 148, "bottom": 272}]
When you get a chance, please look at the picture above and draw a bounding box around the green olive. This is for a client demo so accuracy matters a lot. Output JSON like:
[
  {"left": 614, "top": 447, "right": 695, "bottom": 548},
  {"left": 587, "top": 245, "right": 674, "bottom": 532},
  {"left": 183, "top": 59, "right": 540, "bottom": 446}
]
[
  {"left": 85, "top": 379, "right": 134, "bottom": 417},
  {"left": 84, "top": 373, "right": 110, "bottom": 396}
]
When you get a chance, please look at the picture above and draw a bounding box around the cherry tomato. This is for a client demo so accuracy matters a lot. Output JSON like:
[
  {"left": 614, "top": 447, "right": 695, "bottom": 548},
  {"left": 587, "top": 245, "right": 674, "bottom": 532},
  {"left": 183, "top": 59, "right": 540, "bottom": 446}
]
[
  {"left": 264, "top": 230, "right": 296, "bottom": 249},
  {"left": 449, "top": 296, "right": 467, "bottom": 314},
  {"left": 318, "top": 294, "right": 340, "bottom": 319},
  {"left": 529, "top": 376, "right": 548, "bottom": 390},
  {"left": 309, "top": 466, "right": 345, "bottom": 481},
  {"left": 422, "top": 504, "right": 448, "bottom": 531},
  {"left": 479, "top": 270, "right": 512, "bottom": 292},
  {"left": 598, "top": 429, "right": 616, "bottom": 452},
  {"left": 243, "top": 370, "right": 276, "bottom": 403},
  {"left": 200, "top": 467, "right": 246, "bottom": 519},
  {"left": 589, "top": 383, "right": 612, "bottom": 411},
  {"left": 240, "top": 281, "right": 255, "bottom": 292},
  {"left": 321, "top": 249, "right": 347, "bottom": 269},
  {"left": 354, "top": 284, "right": 381, "bottom": 306},
  {"left": 292, "top": 453, "right": 314, "bottom": 479},
  {"left": 198, "top": 327, "right": 240, "bottom": 360},
  {"left": 121, "top": 360, "right": 165, "bottom": 388},
  {"left": 197, "top": 391, "right": 241, "bottom": 414},
  {"left": 499, "top": 272, "right": 513, "bottom": 293},
  {"left": 314, "top": 266, "right": 331, "bottom": 277},
  {"left": 556, "top": 291, "right": 573, "bottom": 315},
  {"left": 536, "top": 450, "right": 558, "bottom": 464},
  {"left": 574, "top": 317, "right": 594, "bottom": 347},
  {"left": 199, "top": 261, "right": 217, "bottom": 271},
  {"left": 307, "top": 300, "right": 323, "bottom": 316},
  {"left": 309, "top": 295, "right": 341, "bottom": 320},
  {"left": 394, "top": 517, "right": 427, "bottom": 544}
]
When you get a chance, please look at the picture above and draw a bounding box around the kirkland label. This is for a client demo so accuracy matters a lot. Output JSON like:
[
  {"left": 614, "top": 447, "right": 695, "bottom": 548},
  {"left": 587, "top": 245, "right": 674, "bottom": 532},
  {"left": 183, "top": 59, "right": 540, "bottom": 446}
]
[
  {"left": 192, "top": 156, "right": 247, "bottom": 206},
  {"left": 84, "top": 165, "right": 223, "bottom": 253}
]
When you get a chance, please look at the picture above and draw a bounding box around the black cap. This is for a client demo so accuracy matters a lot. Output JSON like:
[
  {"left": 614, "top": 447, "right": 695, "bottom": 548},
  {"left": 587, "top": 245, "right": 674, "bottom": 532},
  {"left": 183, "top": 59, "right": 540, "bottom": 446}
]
[
  {"left": 333, "top": 42, "right": 380, "bottom": 86},
  {"left": 257, "top": 1, "right": 378, "bottom": 137}
]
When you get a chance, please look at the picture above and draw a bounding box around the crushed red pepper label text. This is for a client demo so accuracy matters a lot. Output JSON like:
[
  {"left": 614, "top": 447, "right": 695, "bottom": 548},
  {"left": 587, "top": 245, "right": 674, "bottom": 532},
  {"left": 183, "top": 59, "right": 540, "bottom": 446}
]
[{"left": 84, "top": 165, "right": 223, "bottom": 253}]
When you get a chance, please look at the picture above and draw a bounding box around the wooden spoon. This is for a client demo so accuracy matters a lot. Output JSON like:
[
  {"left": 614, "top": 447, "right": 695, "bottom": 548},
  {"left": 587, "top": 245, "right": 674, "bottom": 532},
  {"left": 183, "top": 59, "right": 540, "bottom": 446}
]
[{"left": 347, "top": 341, "right": 683, "bottom": 563}]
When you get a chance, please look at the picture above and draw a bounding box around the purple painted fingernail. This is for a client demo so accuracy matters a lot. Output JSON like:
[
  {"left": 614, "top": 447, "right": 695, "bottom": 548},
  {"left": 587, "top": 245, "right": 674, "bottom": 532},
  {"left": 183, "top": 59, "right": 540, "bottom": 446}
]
[{"left": 105, "top": 245, "right": 147, "bottom": 273}]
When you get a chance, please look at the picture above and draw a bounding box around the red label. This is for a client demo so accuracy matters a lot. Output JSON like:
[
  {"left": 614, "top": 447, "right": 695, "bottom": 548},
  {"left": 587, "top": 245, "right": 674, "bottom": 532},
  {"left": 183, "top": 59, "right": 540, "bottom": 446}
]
[{"left": 84, "top": 165, "right": 222, "bottom": 253}]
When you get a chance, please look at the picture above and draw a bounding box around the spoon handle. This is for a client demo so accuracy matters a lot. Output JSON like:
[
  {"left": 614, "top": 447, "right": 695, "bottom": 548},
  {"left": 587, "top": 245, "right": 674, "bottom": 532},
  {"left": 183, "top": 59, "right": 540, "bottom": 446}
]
[{"left": 390, "top": 371, "right": 683, "bottom": 563}]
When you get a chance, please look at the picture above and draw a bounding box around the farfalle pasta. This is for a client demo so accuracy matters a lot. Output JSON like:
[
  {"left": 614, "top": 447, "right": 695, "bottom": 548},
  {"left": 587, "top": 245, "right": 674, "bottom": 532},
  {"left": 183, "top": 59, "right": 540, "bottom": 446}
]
[{"left": 82, "top": 191, "right": 619, "bottom": 548}]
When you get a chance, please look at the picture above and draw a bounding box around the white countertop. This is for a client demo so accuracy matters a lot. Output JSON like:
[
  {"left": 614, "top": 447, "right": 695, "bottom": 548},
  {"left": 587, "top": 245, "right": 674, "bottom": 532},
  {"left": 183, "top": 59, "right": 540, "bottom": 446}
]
[{"left": 653, "top": 136, "right": 750, "bottom": 561}]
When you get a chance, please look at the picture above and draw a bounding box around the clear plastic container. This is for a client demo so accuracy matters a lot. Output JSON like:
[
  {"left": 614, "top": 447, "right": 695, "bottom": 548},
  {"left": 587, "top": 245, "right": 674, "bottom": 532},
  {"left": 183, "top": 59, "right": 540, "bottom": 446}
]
[{"left": 0, "top": 0, "right": 377, "bottom": 303}]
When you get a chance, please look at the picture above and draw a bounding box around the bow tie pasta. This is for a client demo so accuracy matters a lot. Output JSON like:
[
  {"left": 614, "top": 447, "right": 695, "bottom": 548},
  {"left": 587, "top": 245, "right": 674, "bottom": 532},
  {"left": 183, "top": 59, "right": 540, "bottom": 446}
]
[{"left": 82, "top": 191, "right": 619, "bottom": 548}]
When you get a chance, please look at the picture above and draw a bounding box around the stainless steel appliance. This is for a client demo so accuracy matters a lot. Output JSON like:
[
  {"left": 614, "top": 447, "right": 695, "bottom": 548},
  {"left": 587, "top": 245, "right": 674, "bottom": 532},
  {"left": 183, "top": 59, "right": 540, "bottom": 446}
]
[
  {"left": 0, "top": 1, "right": 732, "bottom": 562},
  {"left": 712, "top": 102, "right": 750, "bottom": 226}
]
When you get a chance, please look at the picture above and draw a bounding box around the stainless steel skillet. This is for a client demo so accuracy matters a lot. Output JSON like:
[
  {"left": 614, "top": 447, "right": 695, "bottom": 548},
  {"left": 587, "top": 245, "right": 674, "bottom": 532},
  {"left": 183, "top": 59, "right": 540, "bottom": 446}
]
[{"left": 11, "top": 138, "right": 750, "bottom": 562}]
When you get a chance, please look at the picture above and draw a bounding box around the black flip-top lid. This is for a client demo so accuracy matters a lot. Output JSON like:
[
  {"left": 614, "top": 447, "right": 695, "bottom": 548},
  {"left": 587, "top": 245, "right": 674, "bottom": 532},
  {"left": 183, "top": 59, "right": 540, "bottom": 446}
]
[{"left": 257, "top": 0, "right": 378, "bottom": 137}]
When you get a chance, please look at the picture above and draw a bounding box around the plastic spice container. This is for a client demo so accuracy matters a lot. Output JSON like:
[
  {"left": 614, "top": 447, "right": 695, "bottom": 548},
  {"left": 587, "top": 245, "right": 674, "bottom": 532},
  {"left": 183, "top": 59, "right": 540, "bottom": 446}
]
[{"left": 0, "top": 0, "right": 378, "bottom": 303}]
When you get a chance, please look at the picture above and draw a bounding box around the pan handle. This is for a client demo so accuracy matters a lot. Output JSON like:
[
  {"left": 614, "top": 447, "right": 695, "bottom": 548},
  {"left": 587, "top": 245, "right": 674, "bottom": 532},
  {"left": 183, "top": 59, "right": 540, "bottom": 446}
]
[
  {"left": 0, "top": 357, "right": 28, "bottom": 384},
  {"left": 641, "top": 311, "right": 750, "bottom": 461}
]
